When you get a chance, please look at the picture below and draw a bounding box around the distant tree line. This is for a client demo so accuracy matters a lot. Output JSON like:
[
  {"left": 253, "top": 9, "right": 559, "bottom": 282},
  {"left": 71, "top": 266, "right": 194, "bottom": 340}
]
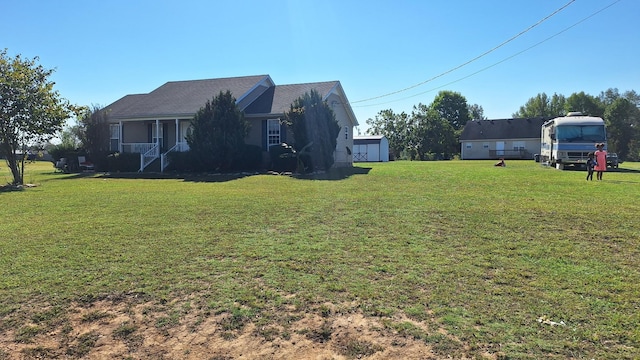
[
  {"left": 366, "top": 88, "right": 640, "bottom": 162},
  {"left": 366, "top": 90, "right": 482, "bottom": 160}
]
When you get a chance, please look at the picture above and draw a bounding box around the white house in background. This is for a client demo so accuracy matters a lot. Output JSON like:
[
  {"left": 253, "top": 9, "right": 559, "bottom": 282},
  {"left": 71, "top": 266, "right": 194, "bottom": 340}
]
[
  {"left": 353, "top": 135, "right": 389, "bottom": 162},
  {"left": 459, "top": 117, "right": 551, "bottom": 160},
  {"left": 104, "top": 75, "right": 359, "bottom": 172}
]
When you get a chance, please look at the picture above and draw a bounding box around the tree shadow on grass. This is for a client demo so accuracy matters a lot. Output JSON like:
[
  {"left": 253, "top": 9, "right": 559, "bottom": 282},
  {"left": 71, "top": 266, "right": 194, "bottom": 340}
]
[
  {"left": 96, "top": 172, "right": 252, "bottom": 183},
  {"left": 66, "top": 166, "right": 373, "bottom": 183},
  {"left": 613, "top": 167, "right": 640, "bottom": 174},
  {"left": 292, "top": 166, "right": 372, "bottom": 180}
]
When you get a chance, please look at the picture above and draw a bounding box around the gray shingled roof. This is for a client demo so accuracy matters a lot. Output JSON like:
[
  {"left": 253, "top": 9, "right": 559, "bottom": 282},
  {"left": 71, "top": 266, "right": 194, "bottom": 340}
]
[
  {"left": 459, "top": 117, "right": 552, "bottom": 141},
  {"left": 244, "top": 81, "right": 339, "bottom": 115},
  {"left": 105, "top": 75, "right": 269, "bottom": 119}
]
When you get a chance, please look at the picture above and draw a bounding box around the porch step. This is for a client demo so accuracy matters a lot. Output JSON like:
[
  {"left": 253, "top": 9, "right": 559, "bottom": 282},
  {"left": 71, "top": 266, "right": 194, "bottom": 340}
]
[{"left": 143, "top": 158, "right": 161, "bottom": 172}]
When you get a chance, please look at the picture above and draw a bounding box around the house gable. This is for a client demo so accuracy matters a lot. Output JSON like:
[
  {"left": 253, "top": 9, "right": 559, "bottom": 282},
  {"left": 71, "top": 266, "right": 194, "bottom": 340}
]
[{"left": 243, "top": 81, "right": 358, "bottom": 127}]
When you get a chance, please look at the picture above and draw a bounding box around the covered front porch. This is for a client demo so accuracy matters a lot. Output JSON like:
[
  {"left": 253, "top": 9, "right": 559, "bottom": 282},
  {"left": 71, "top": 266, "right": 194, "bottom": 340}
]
[{"left": 110, "top": 118, "right": 191, "bottom": 172}]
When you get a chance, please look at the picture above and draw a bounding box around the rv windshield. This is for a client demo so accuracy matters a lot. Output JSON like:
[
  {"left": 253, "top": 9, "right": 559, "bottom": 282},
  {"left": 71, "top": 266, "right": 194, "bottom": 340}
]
[{"left": 556, "top": 125, "right": 605, "bottom": 142}]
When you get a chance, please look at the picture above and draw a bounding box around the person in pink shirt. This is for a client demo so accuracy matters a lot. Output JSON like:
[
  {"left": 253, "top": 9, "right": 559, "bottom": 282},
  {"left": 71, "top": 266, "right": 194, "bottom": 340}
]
[{"left": 594, "top": 143, "right": 607, "bottom": 180}]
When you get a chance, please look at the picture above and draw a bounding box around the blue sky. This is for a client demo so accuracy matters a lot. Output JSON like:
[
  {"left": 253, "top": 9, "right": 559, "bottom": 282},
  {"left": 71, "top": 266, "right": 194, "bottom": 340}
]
[{"left": 3, "top": 0, "right": 638, "bottom": 133}]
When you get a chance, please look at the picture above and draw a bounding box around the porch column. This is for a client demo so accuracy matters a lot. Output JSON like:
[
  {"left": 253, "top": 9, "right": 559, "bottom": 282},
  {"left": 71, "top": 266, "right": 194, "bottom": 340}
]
[
  {"left": 119, "top": 120, "right": 123, "bottom": 153},
  {"left": 155, "top": 119, "right": 160, "bottom": 155},
  {"left": 175, "top": 118, "right": 179, "bottom": 147}
]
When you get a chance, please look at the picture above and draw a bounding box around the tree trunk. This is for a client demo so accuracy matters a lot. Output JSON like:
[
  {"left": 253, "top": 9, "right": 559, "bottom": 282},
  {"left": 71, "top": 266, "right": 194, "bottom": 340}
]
[{"left": 6, "top": 155, "right": 23, "bottom": 185}]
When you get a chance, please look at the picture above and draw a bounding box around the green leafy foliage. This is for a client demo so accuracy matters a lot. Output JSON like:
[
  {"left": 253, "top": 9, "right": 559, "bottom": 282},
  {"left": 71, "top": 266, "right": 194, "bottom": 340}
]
[
  {"left": 0, "top": 49, "right": 77, "bottom": 184},
  {"left": 284, "top": 90, "right": 340, "bottom": 171},
  {"left": 106, "top": 152, "right": 140, "bottom": 172},
  {"left": 269, "top": 143, "right": 297, "bottom": 172},
  {"left": 234, "top": 144, "right": 263, "bottom": 171},
  {"left": 412, "top": 103, "right": 457, "bottom": 159},
  {"left": 430, "top": 90, "right": 471, "bottom": 131},
  {"left": 366, "top": 90, "right": 462, "bottom": 160},
  {"left": 512, "top": 92, "right": 567, "bottom": 118},
  {"left": 185, "top": 90, "right": 249, "bottom": 171},
  {"left": 76, "top": 105, "right": 110, "bottom": 170}
]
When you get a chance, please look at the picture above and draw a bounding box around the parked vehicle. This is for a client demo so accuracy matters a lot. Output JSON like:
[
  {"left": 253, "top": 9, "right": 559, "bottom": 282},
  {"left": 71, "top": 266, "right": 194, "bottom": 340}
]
[
  {"left": 607, "top": 153, "right": 620, "bottom": 168},
  {"left": 540, "top": 112, "right": 607, "bottom": 170}
]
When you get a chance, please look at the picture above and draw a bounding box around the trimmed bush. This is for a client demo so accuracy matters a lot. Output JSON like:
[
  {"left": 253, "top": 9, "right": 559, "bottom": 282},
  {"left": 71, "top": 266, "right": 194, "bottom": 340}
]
[
  {"left": 106, "top": 152, "right": 140, "bottom": 172},
  {"left": 233, "top": 145, "right": 263, "bottom": 171},
  {"left": 165, "top": 151, "right": 200, "bottom": 172},
  {"left": 269, "top": 143, "right": 297, "bottom": 172}
]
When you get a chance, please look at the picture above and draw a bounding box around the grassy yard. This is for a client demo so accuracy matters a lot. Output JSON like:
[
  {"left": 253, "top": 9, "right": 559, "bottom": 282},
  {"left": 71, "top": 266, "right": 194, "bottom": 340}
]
[{"left": 1, "top": 160, "right": 639, "bottom": 359}]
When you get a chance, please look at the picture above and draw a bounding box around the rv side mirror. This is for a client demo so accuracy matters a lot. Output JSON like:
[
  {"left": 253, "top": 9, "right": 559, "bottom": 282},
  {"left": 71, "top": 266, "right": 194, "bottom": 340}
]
[{"left": 550, "top": 133, "right": 556, "bottom": 140}]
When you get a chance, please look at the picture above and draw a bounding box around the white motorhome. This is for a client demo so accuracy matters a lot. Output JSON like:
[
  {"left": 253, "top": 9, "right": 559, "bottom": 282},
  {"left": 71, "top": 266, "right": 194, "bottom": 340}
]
[{"left": 540, "top": 112, "right": 606, "bottom": 170}]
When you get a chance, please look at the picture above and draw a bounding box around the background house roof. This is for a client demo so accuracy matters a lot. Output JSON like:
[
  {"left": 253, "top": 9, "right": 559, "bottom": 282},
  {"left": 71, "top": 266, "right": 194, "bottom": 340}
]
[
  {"left": 105, "top": 75, "right": 270, "bottom": 119},
  {"left": 459, "top": 117, "right": 551, "bottom": 141}
]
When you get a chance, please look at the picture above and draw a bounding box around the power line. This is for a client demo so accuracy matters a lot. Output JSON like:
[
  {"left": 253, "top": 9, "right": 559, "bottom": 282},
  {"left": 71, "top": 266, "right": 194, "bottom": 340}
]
[
  {"left": 354, "top": 0, "right": 621, "bottom": 109},
  {"left": 352, "top": 0, "right": 576, "bottom": 104}
]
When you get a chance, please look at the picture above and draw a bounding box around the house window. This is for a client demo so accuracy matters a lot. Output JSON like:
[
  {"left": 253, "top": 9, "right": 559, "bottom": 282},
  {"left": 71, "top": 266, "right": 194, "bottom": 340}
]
[
  {"left": 267, "top": 119, "right": 280, "bottom": 147},
  {"left": 110, "top": 124, "right": 120, "bottom": 152},
  {"left": 513, "top": 141, "right": 525, "bottom": 150}
]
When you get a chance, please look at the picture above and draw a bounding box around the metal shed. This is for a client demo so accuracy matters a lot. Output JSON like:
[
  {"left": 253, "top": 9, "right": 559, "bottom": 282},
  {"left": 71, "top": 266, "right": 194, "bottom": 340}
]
[{"left": 353, "top": 135, "right": 389, "bottom": 162}]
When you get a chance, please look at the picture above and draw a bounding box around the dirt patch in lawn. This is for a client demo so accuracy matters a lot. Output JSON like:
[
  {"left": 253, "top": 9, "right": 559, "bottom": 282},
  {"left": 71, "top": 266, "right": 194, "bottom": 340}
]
[{"left": 0, "top": 294, "right": 497, "bottom": 359}]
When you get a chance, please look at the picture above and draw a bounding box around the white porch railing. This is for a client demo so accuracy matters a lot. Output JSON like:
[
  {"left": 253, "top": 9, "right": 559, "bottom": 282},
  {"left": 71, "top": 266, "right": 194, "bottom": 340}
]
[
  {"left": 122, "top": 143, "right": 155, "bottom": 154},
  {"left": 139, "top": 144, "right": 160, "bottom": 172},
  {"left": 160, "top": 142, "right": 189, "bottom": 172}
]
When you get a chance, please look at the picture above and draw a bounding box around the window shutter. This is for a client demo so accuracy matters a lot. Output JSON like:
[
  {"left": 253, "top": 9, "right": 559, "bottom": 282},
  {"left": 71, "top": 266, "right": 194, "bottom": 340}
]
[
  {"left": 262, "top": 120, "right": 267, "bottom": 150},
  {"left": 280, "top": 122, "right": 287, "bottom": 143}
]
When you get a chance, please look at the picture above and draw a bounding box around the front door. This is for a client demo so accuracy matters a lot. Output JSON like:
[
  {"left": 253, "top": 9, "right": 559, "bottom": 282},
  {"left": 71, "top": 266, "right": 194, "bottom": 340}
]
[
  {"left": 496, "top": 141, "right": 505, "bottom": 157},
  {"left": 148, "top": 123, "right": 169, "bottom": 151}
]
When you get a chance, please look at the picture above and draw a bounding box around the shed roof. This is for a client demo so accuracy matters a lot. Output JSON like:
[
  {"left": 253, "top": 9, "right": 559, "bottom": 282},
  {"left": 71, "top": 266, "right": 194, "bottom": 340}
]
[{"left": 354, "top": 135, "right": 386, "bottom": 141}]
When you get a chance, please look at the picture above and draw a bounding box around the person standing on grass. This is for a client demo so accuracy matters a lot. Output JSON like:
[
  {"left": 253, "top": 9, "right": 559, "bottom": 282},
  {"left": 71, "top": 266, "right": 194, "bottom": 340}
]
[
  {"left": 586, "top": 152, "right": 596, "bottom": 181},
  {"left": 594, "top": 143, "right": 607, "bottom": 180}
]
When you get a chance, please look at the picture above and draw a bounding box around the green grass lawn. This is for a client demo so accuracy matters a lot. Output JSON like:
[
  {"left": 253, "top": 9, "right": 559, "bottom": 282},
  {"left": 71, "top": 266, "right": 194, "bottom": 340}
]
[{"left": 1, "top": 160, "right": 639, "bottom": 358}]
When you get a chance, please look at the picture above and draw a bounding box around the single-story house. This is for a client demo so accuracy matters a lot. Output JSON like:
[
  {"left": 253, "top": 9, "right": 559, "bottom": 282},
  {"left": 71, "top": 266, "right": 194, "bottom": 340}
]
[
  {"left": 104, "top": 75, "right": 358, "bottom": 171},
  {"left": 459, "top": 117, "right": 551, "bottom": 160},
  {"left": 353, "top": 135, "right": 389, "bottom": 162}
]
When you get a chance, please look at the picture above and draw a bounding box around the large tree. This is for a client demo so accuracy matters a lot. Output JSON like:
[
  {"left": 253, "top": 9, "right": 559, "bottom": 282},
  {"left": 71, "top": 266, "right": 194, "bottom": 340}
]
[
  {"left": 284, "top": 89, "right": 340, "bottom": 172},
  {"left": 604, "top": 97, "right": 639, "bottom": 161},
  {"left": 412, "top": 104, "right": 456, "bottom": 159},
  {"left": 600, "top": 89, "right": 640, "bottom": 160},
  {"left": 565, "top": 91, "right": 604, "bottom": 117},
  {"left": 430, "top": 90, "right": 471, "bottom": 131},
  {"left": 365, "top": 109, "right": 411, "bottom": 160},
  {"left": 512, "top": 93, "right": 566, "bottom": 118},
  {"left": 77, "top": 105, "right": 110, "bottom": 162},
  {"left": 186, "top": 90, "right": 249, "bottom": 171},
  {"left": 468, "top": 103, "right": 487, "bottom": 120},
  {"left": 0, "top": 49, "right": 76, "bottom": 185}
]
